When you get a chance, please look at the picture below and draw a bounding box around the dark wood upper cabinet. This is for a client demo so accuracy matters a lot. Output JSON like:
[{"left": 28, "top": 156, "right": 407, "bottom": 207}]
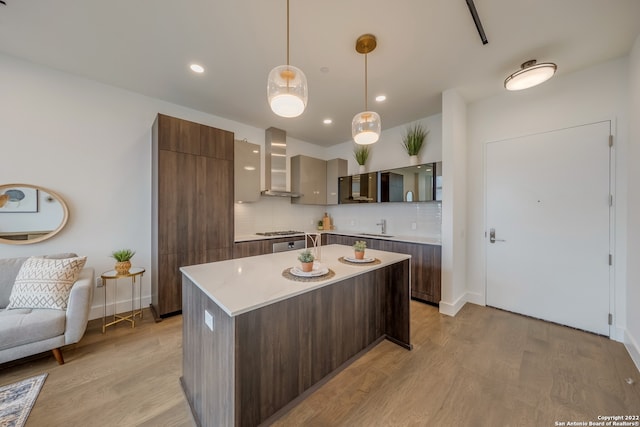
[
  {"left": 157, "top": 113, "right": 201, "bottom": 154},
  {"left": 200, "top": 125, "right": 234, "bottom": 160},
  {"left": 152, "top": 114, "right": 234, "bottom": 318}
]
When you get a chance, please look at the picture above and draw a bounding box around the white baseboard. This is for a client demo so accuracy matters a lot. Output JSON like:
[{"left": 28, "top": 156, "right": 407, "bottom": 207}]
[
  {"left": 89, "top": 296, "right": 152, "bottom": 321},
  {"left": 625, "top": 329, "right": 640, "bottom": 373},
  {"left": 611, "top": 326, "right": 625, "bottom": 343},
  {"left": 465, "top": 291, "right": 485, "bottom": 306},
  {"left": 439, "top": 293, "right": 467, "bottom": 316}
]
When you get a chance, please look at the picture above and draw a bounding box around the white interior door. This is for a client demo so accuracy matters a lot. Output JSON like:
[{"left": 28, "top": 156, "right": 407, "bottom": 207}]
[{"left": 485, "top": 121, "right": 611, "bottom": 335}]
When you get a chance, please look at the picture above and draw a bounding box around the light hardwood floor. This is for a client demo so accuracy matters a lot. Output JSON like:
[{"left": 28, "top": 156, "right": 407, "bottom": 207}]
[{"left": 1, "top": 302, "right": 638, "bottom": 426}]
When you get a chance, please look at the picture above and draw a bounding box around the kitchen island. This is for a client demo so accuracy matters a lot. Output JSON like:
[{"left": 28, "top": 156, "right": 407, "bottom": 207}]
[{"left": 180, "top": 244, "right": 411, "bottom": 427}]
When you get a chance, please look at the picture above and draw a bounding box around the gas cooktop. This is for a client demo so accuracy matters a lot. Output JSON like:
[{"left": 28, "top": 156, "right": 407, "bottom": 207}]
[{"left": 255, "top": 230, "right": 304, "bottom": 236}]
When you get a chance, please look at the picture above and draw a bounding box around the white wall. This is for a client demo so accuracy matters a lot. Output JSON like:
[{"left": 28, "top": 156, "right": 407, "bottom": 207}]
[
  {"left": 465, "top": 57, "right": 630, "bottom": 341},
  {"left": 0, "top": 53, "right": 306, "bottom": 318},
  {"left": 626, "top": 35, "right": 640, "bottom": 370},
  {"left": 440, "top": 89, "right": 468, "bottom": 315}
]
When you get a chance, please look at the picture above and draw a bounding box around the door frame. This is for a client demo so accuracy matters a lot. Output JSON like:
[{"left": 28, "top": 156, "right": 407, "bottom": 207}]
[{"left": 482, "top": 120, "right": 616, "bottom": 337}]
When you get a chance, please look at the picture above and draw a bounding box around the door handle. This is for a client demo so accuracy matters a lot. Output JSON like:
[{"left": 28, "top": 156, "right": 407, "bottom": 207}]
[{"left": 489, "top": 228, "right": 506, "bottom": 244}]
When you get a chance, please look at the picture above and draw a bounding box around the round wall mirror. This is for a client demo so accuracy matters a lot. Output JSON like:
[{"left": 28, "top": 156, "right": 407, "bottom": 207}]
[{"left": 0, "top": 183, "right": 69, "bottom": 245}]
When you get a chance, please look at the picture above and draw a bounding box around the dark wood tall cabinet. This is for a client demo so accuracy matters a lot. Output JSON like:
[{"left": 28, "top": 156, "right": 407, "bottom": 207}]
[{"left": 151, "top": 114, "right": 234, "bottom": 318}]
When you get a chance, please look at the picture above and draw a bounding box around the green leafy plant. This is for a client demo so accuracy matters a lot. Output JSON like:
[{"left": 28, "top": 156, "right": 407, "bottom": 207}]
[
  {"left": 298, "top": 249, "right": 315, "bottom": 263},
  {"left": 111, "top": 249, "right": 135, "bottom": 262},
  {"left": 353, "top": 240, "right": 367, "bottom": 252},
  {"left": 402, "top": 123, "right": 429, "bottom": 156},
  {"left": 354, "top": 144, "right": 370, "bottom": 166}
]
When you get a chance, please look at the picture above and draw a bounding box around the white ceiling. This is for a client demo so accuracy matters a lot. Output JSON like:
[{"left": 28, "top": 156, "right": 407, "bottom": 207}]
[{"left": 0, "top": 0, "right": 639, "bottom": 146}]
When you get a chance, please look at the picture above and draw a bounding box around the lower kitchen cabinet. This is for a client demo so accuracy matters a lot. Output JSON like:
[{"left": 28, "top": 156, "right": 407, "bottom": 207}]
[{"left": 325, "top": 233, "right": 441, "bottom": 305}]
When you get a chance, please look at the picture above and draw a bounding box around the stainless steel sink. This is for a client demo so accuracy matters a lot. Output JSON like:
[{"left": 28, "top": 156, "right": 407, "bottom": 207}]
[{"left": 360, "top": 233, "right": 394, "bottom": 238}]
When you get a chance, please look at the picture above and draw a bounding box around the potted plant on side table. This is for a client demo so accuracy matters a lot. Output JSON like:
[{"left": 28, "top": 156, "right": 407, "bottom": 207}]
[
  {"left": 353, "top": 240, "right": 367, "bottom": 260},
  {"left": 111, "top": 249, "right": 135, "bottom": 275},
  {"left": 298, "top": 249, "right": 315, "bottom": 272}
]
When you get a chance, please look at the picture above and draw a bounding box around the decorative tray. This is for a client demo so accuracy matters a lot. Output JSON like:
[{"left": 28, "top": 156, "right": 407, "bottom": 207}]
[
  {"left": 343, "top": 256, "right": 376, "bottom": 263},
  {"left": 338, "top": 256, "right": 382, "bottom": 266},
  {"left": 289, "top": 263, "right": 330, "bottom": 278}
]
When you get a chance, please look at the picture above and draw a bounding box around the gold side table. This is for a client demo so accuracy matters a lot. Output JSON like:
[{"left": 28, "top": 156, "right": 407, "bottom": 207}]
[{"left": 101, "top": 267, "right": 145, "bottom": 333}]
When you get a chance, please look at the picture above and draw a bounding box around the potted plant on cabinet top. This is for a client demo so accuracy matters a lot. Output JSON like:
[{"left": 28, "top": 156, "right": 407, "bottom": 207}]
[
  {"left": 298, "top": 249, "right": 315, "bottom": 272},
  {"left": 402, "top": 123, "right": 429, "bottom": 166},
  {"left": 354, "top": 144, "right": 370, "bottom": 174},
  {"left": 353, "top": 240, "right": 367, "bottom": 260},
  {"left": 111, "top": 249, "right": 135, "bottom": 275}
]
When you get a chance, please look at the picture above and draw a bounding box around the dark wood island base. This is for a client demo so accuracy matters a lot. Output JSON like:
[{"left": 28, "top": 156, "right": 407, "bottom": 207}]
[{"left": 181, "top": 256, "right": 411, "bottom": 427}]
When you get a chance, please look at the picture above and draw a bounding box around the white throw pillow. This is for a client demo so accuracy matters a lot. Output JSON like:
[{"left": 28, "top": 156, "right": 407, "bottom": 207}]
[{"left": 7, "top": 256, "right": 87, "bottom": 310}]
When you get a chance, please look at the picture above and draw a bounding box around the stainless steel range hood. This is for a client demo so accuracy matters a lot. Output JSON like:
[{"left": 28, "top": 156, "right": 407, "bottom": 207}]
[{"left": 261, "top": 127, "right": 301, "bottom": 198}]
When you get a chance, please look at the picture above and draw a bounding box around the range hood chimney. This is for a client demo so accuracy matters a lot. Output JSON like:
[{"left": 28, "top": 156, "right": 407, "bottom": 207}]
[{"left": 261, "top": 127, "right": 300, "bottom": 197}]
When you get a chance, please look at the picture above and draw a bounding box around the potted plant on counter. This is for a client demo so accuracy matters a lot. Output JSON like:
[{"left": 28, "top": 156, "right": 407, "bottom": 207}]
[
  {"left": 353, "top": 240, "right": 367, "bottom": 260},
  {"left": 354, "top": 144, "right": 370, "bottom": 174},
  {"left": 402, "top": 123, "right": 429, "bottom": 166},
  {"left": 111, "top": 249, "right": 135, "bottom": 275},
  {"left": 298, "top": 249, "right": 315, "bottom": 272}
]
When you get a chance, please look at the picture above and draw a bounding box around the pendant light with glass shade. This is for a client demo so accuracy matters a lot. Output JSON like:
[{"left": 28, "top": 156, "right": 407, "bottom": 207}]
[
  {"left": 504, "top": 59, "right": 557, "bottom": 91},
  {"left": 352, "top": 34, "right": 381, "bottom": 145},
  {"left": 267, "top": 0, "right": 308, "bottom": 118}
]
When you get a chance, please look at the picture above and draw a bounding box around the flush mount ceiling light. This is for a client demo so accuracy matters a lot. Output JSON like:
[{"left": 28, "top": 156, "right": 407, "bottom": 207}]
[
  {"left": 267, "top": 0, "right": 308, "bottom": 118},
  {"left": 504, "top": 60, "right": 557, "bottom": 91},
  {"left": 352, "top": 34, "right": 381, "bottom": 145}
]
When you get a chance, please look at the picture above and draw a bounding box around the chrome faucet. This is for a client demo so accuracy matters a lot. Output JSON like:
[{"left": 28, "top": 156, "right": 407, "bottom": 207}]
[{"left": 376, "top": 219, "right": 387, "bottom": 235}]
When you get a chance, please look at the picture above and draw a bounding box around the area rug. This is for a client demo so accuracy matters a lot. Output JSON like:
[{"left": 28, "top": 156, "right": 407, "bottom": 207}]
[{"left": 0, "top": 373, "right": 47, "bottom": 427}]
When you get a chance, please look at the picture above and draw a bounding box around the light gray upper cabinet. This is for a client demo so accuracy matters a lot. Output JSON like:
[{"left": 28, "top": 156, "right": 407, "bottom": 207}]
[
  {"left": 326, "top": 158, "right": 347, "bottom": 205},
  {"left": 291, "top": 155, "right": 327, "bottom": 205},
  {"left": 234, "top": 139, "right": 261, "bottom": 203}
]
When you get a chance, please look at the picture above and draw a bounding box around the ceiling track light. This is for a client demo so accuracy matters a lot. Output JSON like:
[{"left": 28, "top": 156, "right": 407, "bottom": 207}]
[
  {"left": 504, "top": 59, "right": 557, "bottom": 91},
  {"left": 267, "top": 0, "right": 308, "bottom": 118},
  {"left": 352, "top": 34, "right": 381, "bottom": 145}
]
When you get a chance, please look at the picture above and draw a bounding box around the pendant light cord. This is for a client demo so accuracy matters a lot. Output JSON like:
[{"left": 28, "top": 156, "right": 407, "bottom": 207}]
[
  {"left": 364, "top": 53, "right": 368, "bottom": 111},
  {"left": 286, "top": 0, "right": 290, "bottom": 66}
]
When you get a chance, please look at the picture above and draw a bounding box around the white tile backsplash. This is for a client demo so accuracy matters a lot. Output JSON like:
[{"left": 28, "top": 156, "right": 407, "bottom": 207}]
[
  {"left": 235, "top": 197, "right": 441, "bottom": 240},
  {"left": 235, "top": 197, "right": 325, "bottom": 235},
  {"left": 326, "top": 202, "right": 442, "bottom": 239}
]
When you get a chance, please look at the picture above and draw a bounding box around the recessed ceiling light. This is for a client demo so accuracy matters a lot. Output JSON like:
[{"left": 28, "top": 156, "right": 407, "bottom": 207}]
[
  {"left": 252, "top": 149, "right": 259, "bottom": 154},
  {"left": 190, "top": 64, "right": 205, "bottom": 73},
  {"left": 323, "top": 119, "right": 333, "bottom": 125},
  {"left": 375, "top": 95, "right": 386, "bottom": 102},
  {"left": 244, "top": 166, "right": 256, "bottom": 171}
]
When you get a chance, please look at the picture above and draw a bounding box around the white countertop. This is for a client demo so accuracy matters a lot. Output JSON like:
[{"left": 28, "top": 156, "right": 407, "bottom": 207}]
[
  {"left": 235, "top": 231, "right": 441, "bottom": 245},
  {"left": 234, "top": 233, "right": 307, "bottom": 242},
  {"left": 180, "top": 244, "right": 411, "bottom": 317},
  {"left": 323, "top": 231, "right": 441, "bottom": 246}
]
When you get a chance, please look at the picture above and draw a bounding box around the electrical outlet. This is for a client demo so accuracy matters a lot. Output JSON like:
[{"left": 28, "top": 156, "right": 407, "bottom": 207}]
[
  {"left": 411, "top": 222, "right": 417, "bottom": 230},
  {"left": 204, "top": 310, "right": 214, "bottom": 331},
  {"left": 96, "top": 277, "right": 103, "bottom": 288}
]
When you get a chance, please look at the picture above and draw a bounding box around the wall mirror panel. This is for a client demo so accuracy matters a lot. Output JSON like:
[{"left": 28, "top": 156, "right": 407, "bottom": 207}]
[
  {"left": 380, "top": 162, "right": 442, "bottom": 202},
  {"left": 0, "top": 183, "right": 69, "bottom": 244},
  {"left": 338, "top": 173, "right": 378, "bottom": 203}
]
